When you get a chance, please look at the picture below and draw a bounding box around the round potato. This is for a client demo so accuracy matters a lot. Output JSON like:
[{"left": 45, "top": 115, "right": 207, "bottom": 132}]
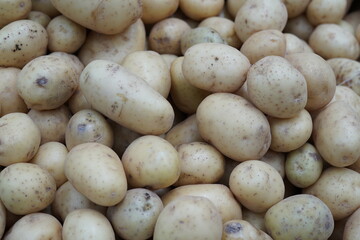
[
  {"left": 260, "top": 150, "right": 285, "bottom": 178},
  {"left": 306, "top": 0, "right": 347, "bottom": 26},
  {"left": 264, "top": 194, "right": 334, "bottom": 240},
  {"left": 107, "top": 188, "right": 164, "bottom": 240},
  {"left": 283, "top": 0, "right": 310, "bottom": 18},
  {"left": 234, "top": 0, "right": 288, "bottom": 42},
  {"left": 182, "top": 43, "right": 250, "bottom": 92},
  {"left": 65, "top": 142, "right": 127, "bottom": 206},
  {"left": 197, "top": 93, "right": 271, "bottom": 162},
  {"left": 284, "top": 14, "right": 314, "bottom": 41},
  {"left": 27, "top": 11, "right": 51, "bottom": 27},
  {"left": 0, "top": 113, "right": 41, "bottom": 166},
  {"left": 141, "top": 0, "right": 179, "bottom": 24},
  {"left": 153, "top": 196, "right": 223, "bottom": 240},
  {"left": 65, "top": 109, "right": 114, "bottom": 150},
  {"left": 284, "top": 33, "right": 314, "bottom": 55},
  {"left": 229, "top": 160, "right": 285, "bottom": 213},
  {"left": 222, "top": 219, "right": 272, "bottom": 240},
  {"left": 344, "top": 207, "right": 360, "bottom": 240},
  {"left": 0, "top": 0, "right": 32, "bottom": 28},
  {"left": 226, "top": 0, "right": 247, "bottom": 19},
  {"left": 62, "top": 209, "right": 115, "bottom": 240},
  {"left": 179, "top": 0, "right": 224, "bottom": 21},
  {"left": 3, "top": 213, "right": 62, "bottom": 240},
  {"left": 0, "top": 162, "right": 56, "bottom": 215},
  {"left": 247, "top": 56, "right": 307, "bottom": 118},
  {"left": 0, "top": 20, "right": 48, "bottom": 68}
]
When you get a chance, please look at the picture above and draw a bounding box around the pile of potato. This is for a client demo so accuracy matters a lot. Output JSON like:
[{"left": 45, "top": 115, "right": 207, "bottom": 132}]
[{"left": 1, "top": 0, "right": 360, "bottom": 239}]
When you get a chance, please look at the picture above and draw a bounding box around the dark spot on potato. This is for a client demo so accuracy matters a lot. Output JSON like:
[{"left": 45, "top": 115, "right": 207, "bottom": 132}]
[
  {"left": 35, "top": 77, "right": 48, "bottom": 87},
  {"left": 179, "top": 220, "right": 184, "bottom": 224},
  {"left": 77, "top": 123, "right": 86, "bottom": 132},
  {"left": 144, "top": 192, "right": 151, "bottom": 201},
  {"left": 225, "top": 222, "right": 242, "bottom": 234},
  {"left": 308, "top": 152, "right": 321, "bottom": 161},
  {"left": 12, "top": 44, "right": 22, "bottom": 52},
  {"left": 142, "top": 203, "right": 152, "bottom": 211}
]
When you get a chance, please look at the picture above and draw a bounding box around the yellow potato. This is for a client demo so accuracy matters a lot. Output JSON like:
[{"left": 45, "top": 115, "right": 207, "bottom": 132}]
[
  {"left": 179, "top": 0, "right": 224, "bottom": 21},
  {"left": 242, "top": 208, "right": 266, "bottom": 232},
  {"left": 0, "top": 0, "right": 32, "bottom": 28},
  {"left": 67, "top": 89, "right": 92, "bottom": 114},
  {"left": 283, "top": 0, "right": 310, "bottom": 18},
  {"left": 27, "top": 11, "right": 51, "bottom": 27},
  {"left": 141, "top": 0, "right": 179, "bottom": 24},
  {"left": 226, "top": 0, "right": 247, "bottom": 19},
  {"left": 260, "top": 150, "right": 285, "bottom": 179},
  {"left": 284, "top": 33, "right": 314, "bottom": 55},
  {"left": 306, "top": 0, "right": 347, "bottom": 26}
]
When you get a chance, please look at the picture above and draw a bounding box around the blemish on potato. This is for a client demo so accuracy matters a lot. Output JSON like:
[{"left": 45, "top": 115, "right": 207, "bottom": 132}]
[
  {"left": 225, "top": 222, "right": 242, "bottom": 234},
  {"left": 35, "top": 77, "right": 48, "bottom": 88}
]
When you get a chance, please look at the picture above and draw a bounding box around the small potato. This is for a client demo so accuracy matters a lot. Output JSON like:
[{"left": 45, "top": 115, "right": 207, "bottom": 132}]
[
  {"left": 174, "top": 142, "right": 225, "bottom": 186},
  {"left": 284, "top": 14, "right": 314, "bottom": 41},
  {"left": 0, "top": 68, "right": 27, "bottom": 116},
  {"left": 309, "top": 23, "right": 360, "bottom": 60},
  {"left": 122, "top": 51, "right": 171, "bottom": 98},
  {"left": 0, "top": 0, "right": 32, "bottom": 28},
  {"left": 283, "top": 0, "right": 310, "bottom": 18},
  {"left": 0, "top": 20, "right": 48, "bottom": 68},
  {"left": 0, "top": 113, "right": 41, "bottom": 166},
  {"left": 107, "top": 188, "right": 164, "bottom": 240},
  {"left": 198, "top": 17, "right": 241, "bottom": 48},
  {"left": 51, "top": 0, "right": 142, "bottom": 35},
  {"left": 306, "top": 0, "right": 347, "bottom": 26},
  {"left": 30, "top": 142, "right": 68, "bottom": 188},
  {"left": 284, "top": 33, "right": 314, "bottom": 55},
  {"left": 31, "top": 0, "right": 60, "bottom": 18},
  {"left": 62, "top": 209, "right": 115, "bottom": 240},
  {"left": 264, "top": 194, "right": 334, "bottom": 240},
  {"left": 27, "top": 11, "right": 51, "bottom": 27},
  {"left": 28, "top": 105, "right": 72, "bottom": 144},
  {"left": 65, "top": 143, "right": 127, "bottom": 206},
  {"left": 247, "top": 56, "right": 307, "bottom": 118},
  {"left": 286, "top": 52, "right": 336, "bottom": 111},
  {"left": 141, "top": 0, "right": 179, "bottom": 24},
  {"left": 51, "top": 181, "right": 107, "bottom": 222},
  {"left": 3, "top": 213, "right": 62, "bottom": 240},
  {"left": 226, "top": 0, "right": 247, "bottom": 19},
  {"left": 65, "top": 109, "right": 114, "bottom": 150},
  {"left": 260, "top": 150, "right": 285, "bottom": 178},
  {"left": 240, "top": 29, "right": 286, "bottom": 64},
  {"left": 344, "top": 207, "right": 360, "bottom": 240},
  {"left": 222, "top": 219, "right": 272, "bottom": 240},
  {"left": 229, "top": 160, "right": 285, "bottom": 213},
  {"left": 0, "top": 163, "right": 56, "bottom": 215},
  {"left": 153, "top": 196, "right": 223, "bottom": 240},
  {"left": 216, "top": 157, "right": 240, "bottom": 186},
  {"left": 197, "top": 93, "right": 271, "bottom": 162},
  {"left": 242, "top": 208, "right": 266, "bottom": 232},
  {"left": 234, "top": 0, "right": 288, "bottom": 42},
  {"left": 303, "top": 167, "right": 360, "bottom": 220},
  {"left": 46, "top": 15, "right": 87, "bottom": 53},
  {"left": 122, "top": 135, "right": 180, "bottom": 190},
  {"left": 148, "top": 18, "right": 191, "bottom": 55},
  {"left": 285, "top": 143, "right": 324, "bottom": 188},
  {"left": 110, "top": 121, "right": 142, "bottom": 158},
  {"left": 78, "top": 19, "right": 146, "bottom": 66},
  {"left": 179, "top": 0, "right": 224, "bottom": 21},
  {"left": 67, "top": 89, "right": 92, "bottom": 114},
  {"left": 182, "top": 43, "right": 250, "bottom": 92}
]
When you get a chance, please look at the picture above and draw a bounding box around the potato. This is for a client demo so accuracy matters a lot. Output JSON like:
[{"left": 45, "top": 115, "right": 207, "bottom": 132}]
[
  {"left": 51, "top": 181, "right": 106, "bottom": 222},
  {"left": 306, "top": 0, "right": 347, "bottom": 26},
  {"left": 51, "top": 0, "right": 142, "bottom": 35},
  {"left": 222, "top": 219, "right": 272, "bottom": 240},
  {"left": 49, "top": 51, "right": 84, "bottom": 77},
  {"left": 179, "top": 0, "right": 224, "bottom": 21},
  {"left": 62, "top": 209, "right": 115, "bottom": 240},
  {"left": 79, "top": 60, "right": 174, "bottom": 135},
  {"left": 344, "top": 10, "right": 360, "bottom": 31},
  {"left": 283, "top": 0, "right": 310, "bottom": 18},
  {"left": 338, "top": 20, "right": 355, "bottom": 34},
  {"left": 65, "top": 142, "right": 127, "bottom": 206},
  {"left": 32, "top": 0, "right": 60, "bottom": 18},
  {"left": 260, "top": 150, "right": 285, "bottom": 178},
  {"left": 331, "top": 86, "right": 360, "bottom": 118},
  {"left": 0, "top": 201, "right": 5, "bottom": 238},
  {"left": 226, "top": 0, "right": 246, "bottom": 19},
  {"left": 286, "top": 52, "right": 336, "bottom": 111},
  {"left": 242, "top": 208, "right": 266, "bottom": 232},
  {"left": 17, "top": 55, "right": 78, "bottom": 110},
  {"left": 264, "top": 194, "right": 334, "bottom": 240},
  {"left": 247, "top": 56, "right": 307, "bottom": 118},
  {"left": 0, "top": 113, "right": 41, "bottom": 166},
  {"left": 344, "top": 207, "right": 360, "bottom": 240},
  {"left": 3, "top": 213, "right": 62, "bottom": 240},
  {"left": 141, "top": 0, "right": 179, "bottom": 24},
  {"left": 0, "top": 162, "right": 56, "bottom": 215},
  {"left": 229, "top": 160, "right": 284, "bottom": 213},
  {"left": 67, "top": 89, "right": 92, "bottom": 114},
  {"left": 46, "top": 15, "right": 86, "bottom": 53},
  {"left": 309, "top": 24, "right": 360, "bottom": 60},
  {"left": 78, "top": 19, "right": 146, "bottom": 66},
  {"left": 327, "top": 58, "right": 360, "bottom": 95},
  {"left": 107, "top": 188, "right": 164, "bottom": 240},
  {"left": 182, "top": 43, "right": 250, "bottom": 92},
  {"left": 329, "top": 217, "right": 349, "bottom": 240},
  {"left": 110, "top": 121, "right": 142, "bottom": 158},
  {"left": 148, "top": 18, "right": 191, "bottom": 55},
  {"left": 121, "top": 51, "right": 171, "bottom": 98},
  {"left": 304, "top": 167, "right": 360, "bottom": 221},
  {"left": 0, "top": 0, "right": 32, "bottom": 28},
  {"left": 161, "top": 54, "right": 178, "bottom": 69},
  {"left": 0, "top": 68, "right": 27, "bottom": 116},
  {"left": 153, "top": 196, "right": 223, "bottom": 240},
  {"left": 0, "top": 20, "right": 47, "bottom": 68},
  {"left": 284, "top": 14, "right": 314, "bottom": 41},
  {"left": 313, "top": 101, "right": 360, "bottom": 167},
  {"left": 234, "top": 0, "right": 288, "bottom": 42},
  {"left": 27, "top": 11, "right": 51, "bottom": 27},
  {"left": 122, "top": 135, "right": 180, "bottom": 190},
  {"left": 284, "top": 33, "right": 314, "bottom": 55},
  {"left": 174, "top": 142, "right": 225, "bottom": 186},
  {"left": 240, "top": 29, "right": 286, "bottom": 64},
  {"left": 285, "top": 143, "right": 324, "bottom": 188},
  {"left": 198, "top": 17, "right": 241, "bottom": 48},
  {"left": 65, "top": 109, "right": 113, "bottom": 150},
  {"left": 30, "top": 142, "right": 68, "bottom": 187},
  {"left": 28, "top": 105, "right": 71, "bottom": 144}
]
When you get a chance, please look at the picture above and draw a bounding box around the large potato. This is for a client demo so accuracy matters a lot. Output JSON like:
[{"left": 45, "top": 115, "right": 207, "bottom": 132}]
[
  {"left": 0, "top": 20, "right": 47, "bottom": 68},
  {"left": 197, "top": 93, "right": 271, "bottom": 162},
  {"left": 0, "top": 0, "right": 32, "bottom": 28},
  {"left": 51, "top": 0, "right": 142, "bottom": 35},
  {"left": 64, "top": 142, "right": 127, "bottom": 206},
  {"left": 79, "top": 60, "right": 174, "bottom": 135}
]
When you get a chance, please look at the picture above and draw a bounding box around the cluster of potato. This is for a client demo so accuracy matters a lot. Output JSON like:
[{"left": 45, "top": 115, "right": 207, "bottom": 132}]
[{"left": 1, "top": 0, "right": 360, "bottom": 239}]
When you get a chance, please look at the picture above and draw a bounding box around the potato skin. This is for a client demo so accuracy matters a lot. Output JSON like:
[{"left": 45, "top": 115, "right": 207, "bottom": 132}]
[
  {"left": 0, "top": 0, "right": 32, "bottom": 28},
  {"left": 344, "top": 207, "right": 360, "bottom": 240}
]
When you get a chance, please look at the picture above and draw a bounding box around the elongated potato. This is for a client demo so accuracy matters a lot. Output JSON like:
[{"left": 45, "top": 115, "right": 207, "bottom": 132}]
[{"left": 79, "top": 60, "right": 174, "bottom": 135}]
